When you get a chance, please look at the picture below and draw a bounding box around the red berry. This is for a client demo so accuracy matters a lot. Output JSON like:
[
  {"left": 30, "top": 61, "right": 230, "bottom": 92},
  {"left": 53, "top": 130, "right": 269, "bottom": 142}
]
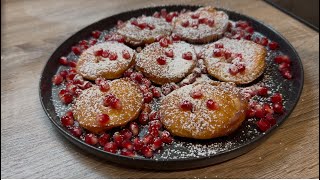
[
  {"left": 70, "top": 126, "right": 82, "bottom": 137},
  {"left": 180, "top": 100, "right": 193, "bottom": 111},
  {"left": 157, "top": 56, "right": 166, "bottom": 65},
  {"left": 215, "top": 43, "right": 224, "bottom": 48},
  {"left": 213, "top": 49, "right": 223, "bottom": 57},
  {"left": 257, "top": 86, "right": 268, "bottom": 96},
  {"left": 279, "top": 62, "right": 290, "bottom": 70},
  {"left": 190, "top": 90, "right": 203, "bottom": 99},
  {"left": 255, "top": 105, "right": 266, "bottom": 118},
  {"left": 122, "top": 140, "right": 134, "bottom": 150},
  {"left": 59, "top": 70, "right": 68, "bottom": 78},
  {"left": 149, "top": 111, "right": 160, "bottom": 121},
  {"left": 113, "top": 132, "right": 124, "bottom": 147},
  {"left": 151, "top": 87, "right": 161, "bottom": 98},
  {"left": 142, "top": 134, "right": 154, "bottom": 145},
  {"left": 60, "top": 93, "right": 73, "bottom": 104},
  {"left": 244, "top": 34, "right": 252, "bottom": 40},
  {"left": 69, "top": 68, "right": 77, "bottom": 74},
  {"left": 246, "top": 108, "right": 256, "bottom": 118},
  {"left": 141, "top": 146, "right": 153, "bottom": 158},
  {"left": 263, "top": 103, "right": 274, "bottom": 114},
  {"left": 65, "top": 110, "right": 74, "bottom": 118},
  {"left": 256, "top": 119, "right": 271, "bottom": 132},
  {"left": 104, "top": 142, "right": 118, "bottom": 153},
  {"left": 59, "top": 57, "right": 68, "bottom": 65},
  {"left": 191, "top": 13, "right": 200, "bottom": 19},
  {"left": 94, "top": 48, "right": 103, "bottom": 56},
  {"left": 139, "top": 112, "right": 149, "bottom": 125},
  {"left": 149, "top": 120, "right": 162, "bottom": 130},
  {"left": 141, "top": 78, "right": 151, "bottom": 87},
  {"left": 165, "top": 49, "right": 174, "bottom": 58},
  {"left": 181, "top": 20, "right": 189, "bottom": 27},
  {"left": 143, "top": 92, "right": 153, "bottom": 103},
  {"left": 68, "top": 61, "right": 77, "bottom": 68},
  {"left": 66, "top": 83, "right": 77, "bottom": 95},
  {"left": 61, "top": 115, "right": 74, "bottom": 127},
  {"left": 98, "top": 133, "right": 110, "bottom": 146},
  {"left": 160, "top": 130, "right": 173, "bottom": 144},
  {"left": 171, "top": 33, "right": 181, "bottom": 41},
  {"left": 182, "top": 52, "right": 193, "bottom": 60},
  {"left": 274, "top": 55, "right": 291, "bottom": 64},
  {"left": 138, "top": 22, "right": 147, "bottom": 29},
  {"left": 148, "top": 126, "right": 159, "bottom": 137},
  {"left": 110, "top": 97, "right": 122, "bottom": 109},
  {"left": 99, "top": 81, "right": 110, "bottom": 92},
  {"left": 123, "top": 69, "right": 133, "bottom": 77},
  {"left": 120, "top": 129, "right": 133, "bottom": 140},
  {"left": 206, "top": 99, "right": 219, "bottom": 110},
  {"left": 165, "top": 14, "right": 174, "bottom": 22},
  {"left": 85, "top": 133, "right": 98, "bottom": 145},
  {"left": 59, "top": 89, "right": 68, "bottom": 98},
  {"left": 96, "top": 114, "right": 110, "bottom": 125},
  {"left": 159, "top": 38, "right": 169, "bottom": 47},
  {"left": 207, "top": 19, "right": 215, "bottom": 27},
  {"left": 52, "top": 74, "right": 63, "bottom": 85},
  {"left": 260, "top": 37, "right": 268, "bottom": 46},
  {"left": 133, "top": 138, "right": 144, "bottom": 151},
  {"left": 129, "top": 122, "right": 139, "bottom": 136},
  {"left": 101, "top": 50, "right": 109, "bottom": 58},
  {"left": 108, "top": 52, "right": 118, "bottom": 60},
  {"left": 122, "top": 50, "right": 131, "bottom": 59},
  {"left": 92, "top": 30, "right": 101, "bottom": 39},
  {"left": 236, "top": 63, "right": 246, "bottom": 72},
  {"left": 273, "top": 103, "right": 284, "bottom": 113},
  {"left": 254, "top": 37, "right": 260, "bottom": 44},
  {"left": 72, "top": 46, "right": 82, "bottom": 55},
  {"left": 151, "top": 137, "right": 163, "bottom": 150},
  {"left": 269, "top": 41, "right": 279, "bottom": 50},
  {"left": 270, "top": 93, "right": 283, "bottom": 103}
]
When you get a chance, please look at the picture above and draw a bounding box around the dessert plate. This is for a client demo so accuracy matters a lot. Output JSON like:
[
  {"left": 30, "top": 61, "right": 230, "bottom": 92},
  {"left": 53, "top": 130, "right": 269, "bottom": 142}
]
[{"left": 39, "top": 5, "right": 303, "bottom": 170}]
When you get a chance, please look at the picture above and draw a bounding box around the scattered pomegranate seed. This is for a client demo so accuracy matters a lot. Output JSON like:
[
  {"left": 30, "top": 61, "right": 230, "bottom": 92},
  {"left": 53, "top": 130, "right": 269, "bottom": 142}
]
[
  {"left": 138, "top": 22, "right": 147, "bottom": 29},
  {"left": 59, "top": 70, "right": 68, "bottom": 79},
  {"left": 139, "top": 112, "right": 149, "bottom": 125},
  {"left": 260, "top": 37, "right": 269, "bottom": 46},
  {"left": 245, "top": 26, "right": 254, "bottom": 34},
  {"left": 85, "top": 133, "right": 98, "bottom": 145},
  {"left": 160, "top": 130, "right": 173, "bottom": 144},
  {"left": 130, "top": 72, "right": 144, "bottom": 83},
  {"left": 153, "top": 11, "right": 160, "bottom": 18},
  {"left": 159, "top": 38, "right": 169, "bottom": 47},
  {"left": 255, "top": 105, "right": 266, "bottom": 118},
  {"left": 69, "top": 68, "right": 77, "bottom": 74},
  {"left": 269, "top": 41, "right": 279, "bottom": 50},
  {"left": 98, "top": 133, "right": 110, "bottom": 146},
  {"left": 120, "top": 149, "right": 135, "bottom": 157},
  {"left": 133, "top": 138, "right": 144, "bottom": 151},
  {"left": 70, "top": 126, "right": 82, "bottom": 137},
  {"left": 97, "top": 114, "right": 110, "bottom": 125},
  {"left": 191, "top": 13, "right": 200, "bottom": 19},
  {"left": 236, "top": 21, "right": 249, "bottom": 29},
  {"left": 141, "top": 146, "right": 153, "bottom": 158},
  {"left": 68, "top": 61, "right": 77, "bottom": 68},
  {"left": 171, "top": 33, "right": 181, "bottom": 41},
  {"left": 180, "top": 100, "right": 193, "bottom": 111},
  {"left": 66, "top": 83, "right": 77, "bottom": 94},
  {"left": 92, "top": 30, "right": 101, "bottom": 39},
  {"left": 60, "top": 93, "right": 73, "bottom": 104},
  {"left": 265, "top": 114, "right": 276, "bottom": 126},
  {"left": 181, "top": 19, "right": 189, "bottom": 27},
  {"left": 148, "top": 126, "right": 159, "bottom": 137},
  {"left": 123, "top": 69, "right": 133, "bottom": 77},
  {"left": 254, "top": 37, "right": 260, "bottom": 44},
  {"left": 273, "top": 103, "right": 284, "bottom": 113},
  {"left": 113, "top": 132, "right": 124, "bottom": 147},
  {"left": 206, "top": 99, "right": 219, "bottom": 110},
  {"left": 191, "top": 21, "right": 199, "bottom": 28},
  {"left": 71, "top": 46, "right": 81, "bottom": 55},
  {"left": 79, "top": 81, "right": 92, "bottom": 90},
  {"left": 256, "top": 119, "right": 271, "bottom": 132},
  {"left": 61, "top": 115, "right": 74, "bottom": 127},
  {"left": 213, "top": 49, "right": 223, "bottom": 57},
  {"left": 59, "top": 89, "right": 68, "bottom": 98},
  {"left": 141, "top": 78, "right": 151, "bottom": 87},
  {"left": 110, "top": 97, "right": 122, "bottom": 109},
  {"left": 129, "top": 122, "right": 139, "bottom": 136},
  {"left": 89, "top": 39, "right": 97, "bottom": 46},
  {"left": 198, "top": 17, "right": 208, "bottom": 24},
  {"left": 224, "top": 51, "right": 232, "bottom": 59},
  {"left": 244, "top": 34, "right": 252, "bottom": 40},
  {"left": 143, "top": 134, "right": 154, "bottom": 145},
  {"left": 263, "top": 103, "right": 274, "bottom": 114},
  {"left": 152, "top": 137, "right": 163, "bottom": 150},
  {"left": 121, "top": 140, "right": 134, "bottom": 150},
  {"left": 157, "top": 56, "right": 166, "bottom": 65},
  {"left": 143, "top": 92, "right": 153, "bottom": 103},
  {"left": 117, "top": 20, "right": 124, "bottom": 28},
  {"left": 121, "top": 50, "right": 130, "bottom": 59},
  {"left": 165, "top": 49, "right": 174, "bottom": 58},
  {"left": 149, "top": 120, "right": 162, "bottom": 130},
  {"left": 270, "top": 93, "right": 283, "bottom": 103},
  {"left": 94, "top": 48, "right": 103, "bottom": 56},
  {"left": 104, "top": 142, "right": 118, "bottom": 153},
  {"left": 52, "top": 74, "right": 63, "bottom": 85},
  {"left": 229, "top": 65, "right": 239, "bottom": 75},
  {"left": 207, "top": 19, "right": 215, "bottom": 27},
  {"left": 59, "top": 57, "right": 68, "bottom": 65},
  {"left": 246, "top": 108, "right": 256, "bottom": 118},
  {"left": 274, "top": 55, "right": 291, "bottom": 64},
  {"left": 190, "top": 90, "right": 203, "bottom": 99},
  {"left": 215, "top": 43, "right": 224, "bottom": 48},
  {"left": 182, "top": 52, "right": 193, "bottom": 60},
  {"left": 120, "top": 129, "right": 133, "bottom": 140},
  {"left": 257, "top": 86, "right": 268, "bottom": 96},
  {"left": 279, "top": 62, "right": 290, "bottom": 70},
  {"left": 108, "top": 52, "right": 118, "bottom": 60},
  {"left": 99, "top": 81, "right": 110, "bottom": 92},
  {"left": 149, "top": 111, "right": 160, "bottom": 121},
  {"left": 147, "top": 24, "right": 155, "bottom": 30},
  {"left": 65, "top": 110, "right": 74, "bottom": 118},
  {"left": 131, "top": 19, "right": 139, "bottom": 26},
  {"left": 165, "top": 14, "right": 174, "bottom": 22},
  {"left": 151, "top": 87, "right": 161, "bottom": 98},
  {"left": 236, "top": 63, "right": 246, "bottom": 73},
  {"left": 281, "top": 70, "right": 292, "bottom": 79}
]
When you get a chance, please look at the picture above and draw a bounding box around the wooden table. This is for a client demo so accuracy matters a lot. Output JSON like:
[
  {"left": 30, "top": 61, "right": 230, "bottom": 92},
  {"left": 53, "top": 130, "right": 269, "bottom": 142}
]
[{"left": 1, "top": 0, "right": 319, "bottom": 178}]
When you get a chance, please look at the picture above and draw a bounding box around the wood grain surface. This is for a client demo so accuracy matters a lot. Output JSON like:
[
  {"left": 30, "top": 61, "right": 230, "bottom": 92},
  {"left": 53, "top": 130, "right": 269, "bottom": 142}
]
[{"left": 1, "top": 0, "right": 319, "bottom": 178}]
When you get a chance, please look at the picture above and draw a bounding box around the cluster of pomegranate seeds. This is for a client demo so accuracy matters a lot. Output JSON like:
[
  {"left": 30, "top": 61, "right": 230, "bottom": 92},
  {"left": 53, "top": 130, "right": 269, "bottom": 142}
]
[
  {"left": 274, "top": 55, "right": 293, "bottom": 79},
  {"left": 224, "top": 21, "right": 254, "bottom": 40}
]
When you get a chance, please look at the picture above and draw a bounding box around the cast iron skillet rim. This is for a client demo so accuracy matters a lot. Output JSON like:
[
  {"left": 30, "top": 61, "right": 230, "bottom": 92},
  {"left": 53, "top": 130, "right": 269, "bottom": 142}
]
[{"left": 39, "top": 5, "right": 304, "bottom": 163}]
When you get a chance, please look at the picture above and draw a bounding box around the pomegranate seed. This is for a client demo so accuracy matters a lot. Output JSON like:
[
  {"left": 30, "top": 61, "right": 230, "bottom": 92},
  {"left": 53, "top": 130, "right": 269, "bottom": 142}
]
[
  {"left": 244, "top": 34, "right": 252, "bottom": 40},
  {"left": 59, "top": 57, "right": 68, "bottom": 65},
  {"left": 129, "top": 122, "right": 139, "bottom": 136},
  {"left": 59, "top": 70, "right": 68, "bottom": 79},
  {"left": 69, "top": 68, "right": 77, "bottom": 74},
  {"left": 101, "top": 50, "right": 110, "bottom": 58},
  {"left": 147, "top": 24, "right": 155, "bottom": 30},
  {"left": 213, "top": 49, "right": 223, "bottom": 57},
  {"left": 171, "top": 33, "right": 181, "bottom": 41},
  {"left": 236, "top": 21, "right": 249, "bottom": 29},
  {"left": 254, "top": 37, "right": 260, "bottom": 44},
  {"left": 255, "top": 105, "right": 266, "bottom": 118},
  {"left": 85, "top": 133, "right": 98, "bottom": 145},
  {"left": 215, "top": 43, "right": 224, "bottom": 48},
  {"left": 104, "top": 142, "right": 118, "bottom": 153},
  {"left": 182, "top": 52, "right": 193, "bottom": 60},
  {"left": 110, "top": 97, "right": 122, "bottom": 109},
  {"left": 279, "top": 62, "right": 290, "bottom": 70},
  {"left": 98, "top": 133, "right": 110, "bottom": 146},
  {"left": 123, "top": 69, "right": 133, "bottom": 77},
  {"left": 65, "top": 110, "right": 73, "bottom": 118},
  {"left": 120, "top": 149, "right": 135, "bottom": 157},
  {"left": 159, "top": 38, "right": 169, "bottom": 47},
  {"left": 149, "top": 111, "right": 160, "bottom": 121},
  {"left": 191, "top": 13, "right": 200, "bottom": 19},
  {"left": 160, "top": 130, "right": 173, "bottom": 144},
  {"left": 198, "top": 17, "right": 208, "bottom": 24},
  {"left": 139, "top": 112, "right": 149, "bottom": 125},
  {"left": 229, "top": 65, "right": 239, "bottom": 75},
  {"left": 113, "top": 132, "right": 124, "bottom": 147},
  {"left": 61, "top": 115, "right": 74, "bottom": 127},
  {"left": 281, "top": 70, "right": 292, "bottom": 79},
  {"left": 103, "top": 94, "right": 115, "bottom": 106},
  {"left": 141, "top": 146, "right": 153, "bottom": 158},
  {"left": 92, "top": 30, "right": 101, "bottom": 39},
  {"left": 165, "top": 49, "right": 174, "bottom": 58},
  {"left": 161, "top": 83, "right": 172, "bottom": 95},
  {"left": 143, "top": 92, "right": 153, "bottom": 103},
  {"left": 140, "top": 85, "right": 149, "bottom": 94},
  {"left": 108, "top": 52, "right": 118, "bottom": 60},
  {"left": 153, "top": 11, "right": 160, "bottom": 18},
  {"left": 133, "top": 138, "right": 144, "bottom": 151},
  {"left": 72, "top": 46, "right": 82, "bottom": 55},
  {"left": 141, "top": 78, "right": 151, "bottom": 87},
  {"left": 122, "top": 140, "right": 134, "bottom": 150},
  {"left": 269, "top": 41, "right": 279, "bottom": 50},
  {"left": 68, "top": 61, "right": 77, "bottom": 68},
  {"left": 150, "top": 119, "right": 162, "bottom": 129},
  {"left": 270, "top": 93, "right": 283, "bottom": 103},
  {"left": 120, "top": 129, "right": 132, "bottom": 140},
  {"left": 273, "top": 103, "right": 284, "bottom": 113},
  {"left": 274, "top": 55, "right": 291, "bottom": 64},
  {"left": 59, "top": 89, "right": 68, "bottom": 98},
  {"left": 206, "top": 99, "right": 219, "bottom": 110},
  {"left": 165, "top": 14, "right": 174, "bottom": 22},
  {"left": 79, "top": 81, "right": 92, "bottom": 90},
  {"left": 66, "top": 83, "right": 77, "bottom": 95},
  {"left": 246, "top": 108, "right": 256, "bottom": 118},
  {"left": 256, "top": 119, "right": 271, "bottom": 132},
  {"left": 207, "top": 19, "right": 215, "bottom": 27},
  {"left": 52, "top": 74, "right": 63, "bottom": 85},
  {"left": 224, "top": 51, "right": 232, "bottom": 59},
  {"left": 156, "top": 56, "right": 166, "bottom": 65},
  {"left": 257, "top": 86, "right": 268, "bottom": 96},
  {"left": 263, "top": 103, "right": 274, "bottom": 114},
  {"left": 265, "top": 114, "right": 276, "bottom": 126},
  {"left": 60, "top": 93, "right": 73, "bottom": 104},
  {"left": 260, "top": 37, "right": 268, "bottom": 46},
  {"left": 138, "top": 22, "right": 147, "bottom": 29},
  {"left": 152, "top": 137, "right": 163, "bottom": 150},
  {"left": 190, "top": 90, "right": 203, "bottom": 99},
  {"left": 96, "top": 114, "right": 110, "bottom": 125},
  {"left": 180, "top": 100, "right": 193, "bottom": 111},
  {"left": 245, "top": 26, "right": 254, "bottom": 34},
  {"left": 89, "top": 39, "right": 97, "bottom": 46},
  {"left": 120, "top": 49, "right": 131, "bottom": 60},
  {"left": 143, "top": 134, "right": 154, "bottom": 145},
  {"left": 74, "top": 88, "right": 82, "bottom": 97},
  {"left": 148, "top": 126, "right": 159, "bottom": 137},
  {"left": 130, "top": 72, "right": 144, "bottom": 83},
  {"left": 160, "top": 9, "right": 167, "bottom": 18},
  {"left": 70, "top": 126, "right": 82, "bottom": 137},
  {"left": 191, "top": 21, "right": 198, "bottom": 28},
  {"left": 181, "top": 19, "right": 189, "bottom": 27},
  {"left": 237, "top": 63, "right": 246, "bottom": 73},
  {"left": 151, "top": 87, "right": 161, "bottom": 98},
  {"left": 131, "top": 19, "right": 139, "bottom": 26},
  {"left": 99, "top": 81, "right": 110, "bottom": 92},
  {"left": 94, "top": 48, "right": 103, "bottom": 56}
]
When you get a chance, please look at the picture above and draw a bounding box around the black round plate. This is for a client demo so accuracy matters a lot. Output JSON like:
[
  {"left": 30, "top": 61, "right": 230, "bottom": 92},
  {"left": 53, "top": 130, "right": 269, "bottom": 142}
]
[{"left": 39, "top": 5, "right": 303, "bottom": 170}]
